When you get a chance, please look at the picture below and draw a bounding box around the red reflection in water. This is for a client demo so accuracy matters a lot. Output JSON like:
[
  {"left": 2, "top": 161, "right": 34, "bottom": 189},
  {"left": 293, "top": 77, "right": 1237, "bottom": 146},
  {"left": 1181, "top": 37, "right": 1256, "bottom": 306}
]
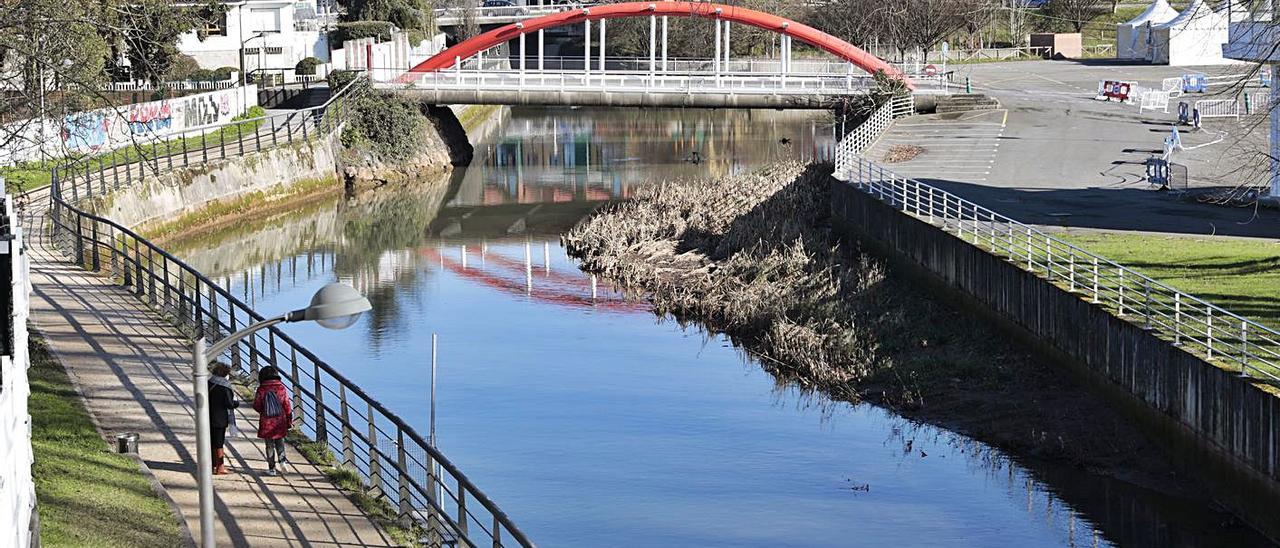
[{"left": 418, "top": 247, "right": 647, "bottom": 314}]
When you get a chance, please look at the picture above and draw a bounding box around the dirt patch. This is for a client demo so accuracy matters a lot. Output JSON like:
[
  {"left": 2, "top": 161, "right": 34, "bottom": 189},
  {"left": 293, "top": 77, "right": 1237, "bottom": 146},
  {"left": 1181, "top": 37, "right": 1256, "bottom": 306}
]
[
  {"left": 563, "top": 161, "right": 1207, "bottom": 499},
  {"left": 883, "top": 144, "right": 923, "bottom": 163}
]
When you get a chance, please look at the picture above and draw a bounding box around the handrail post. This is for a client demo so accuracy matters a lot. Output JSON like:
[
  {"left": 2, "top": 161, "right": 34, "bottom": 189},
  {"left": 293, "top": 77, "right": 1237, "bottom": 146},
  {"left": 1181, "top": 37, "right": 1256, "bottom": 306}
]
[
  {"left": 313, "top": 361, "right": 327, "bottom": 442},
  {"left": 1143, "top": 281, "right": 1152, "bottom": 329},
  {"left": 1118, "top": 269, "right": 1126, "bottom": 316},
  {"left": 74, "top": 216, "right": 84, "bottom": 268},
  {"left": 397, "top": 427, "right": 410, "bottom": 523},
  {"left": 91, "top": 222, "right": 100, "bottom": 271},
  {"left": 1091, "top": 258, "right": 1099, "bottom": 303},
  {"left": 368, "top": 402, "right": 382, "bottom": 497},
  {"left": 1207, "top": 305, "right": 1215, "bottom": 359},
  {"left": 340, "top": 385, "right": 354, "bottom": 467},
  {"left": 1174, "top": 293, "right": 1182, "bottom": 346},
  {"left": 289, "top": 348, "right": 301, "bottom": 421},
  {"left": 1239, "top": 321, "right": 1250, "bottom": 377}
]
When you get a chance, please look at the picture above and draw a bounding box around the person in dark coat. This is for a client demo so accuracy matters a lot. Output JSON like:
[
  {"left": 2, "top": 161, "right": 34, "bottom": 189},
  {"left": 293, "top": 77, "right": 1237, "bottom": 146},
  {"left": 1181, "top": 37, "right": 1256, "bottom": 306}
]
[
  {"left": 252, "top": 366, "right": 293, "bottom": 475},
  {"left": 208, "top": 364, "right": 238, "bottom": 475}
]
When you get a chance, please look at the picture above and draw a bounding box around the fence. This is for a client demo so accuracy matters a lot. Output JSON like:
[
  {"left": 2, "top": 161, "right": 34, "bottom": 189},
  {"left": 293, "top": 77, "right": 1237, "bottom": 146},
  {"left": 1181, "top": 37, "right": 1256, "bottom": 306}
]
[
  {"left": 833, "top": 95, "right": 911, "bottom": 170},
  {"left": 44, "top": 76, "right": 536, "bottom": 547},
  {"left": 834, "top": 154, "right": 1280, "bottom": 383},
  {"left": 0, "top": 192, "right": 34, "bottom": 548},
  {"left": 1196, "top": 99, "right": 1241, "bottom": 120},
  {"left": 105, "top": 79, "right": 239, "bottom": 92},
  {"left": 1138, "top": 90, "right": 1170, "bottom": 113}
]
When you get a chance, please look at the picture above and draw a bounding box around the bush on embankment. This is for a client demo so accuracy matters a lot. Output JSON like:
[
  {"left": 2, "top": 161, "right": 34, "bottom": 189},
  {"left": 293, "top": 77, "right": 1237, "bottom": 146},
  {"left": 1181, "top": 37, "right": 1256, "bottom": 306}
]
[{"left": 563, "top": 162, "right": 1191, "bottom": 485}]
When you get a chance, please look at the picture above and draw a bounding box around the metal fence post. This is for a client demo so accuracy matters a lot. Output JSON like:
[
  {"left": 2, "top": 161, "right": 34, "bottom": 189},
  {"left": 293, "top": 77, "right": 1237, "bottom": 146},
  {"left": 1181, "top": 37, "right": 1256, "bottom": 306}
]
[
  {"left": 314, "top": 361, "right": 327, "bottom": 443},
  {"left": 1092, "top": 258, "right": 1099, "bottom": 303},
  {"left": 368, "top": 402, "right": 382, "bottom": 497},
  {"left": 289, "top": 348, "right": 301, "bottom": 421},
  {"left": 91, "top": 222, "right": 100, "bottom": 271},
  {"left": 1025, "top": 228, "right": 1032, "bottom": 270},
  {"left": 1143, "top": 281, "right": 1152, "bottom": 329},
  {"left": 74, "top": 216, "right": 84, "bottom": 268},
  {"left": 1068, "top": 252, "right": 1075, "bottom": 292},
  {"left": 1174, "top": 293, "right": 1182, "bottom": 345},
  {"left": 1239, "top": 321, "right": 1250, "bottom": 377},
  {"left": 1207, "top": 305, "right": 1215, "bottom": 359},
  {"left": 397, "top": 427, "right": 410, "bottom": 522},
  {"left": 1118, "top": 269, "right": 1126, "bottom": 316},
  {"left": 340, "top": 385, "right": 354, "bottom": 467}
]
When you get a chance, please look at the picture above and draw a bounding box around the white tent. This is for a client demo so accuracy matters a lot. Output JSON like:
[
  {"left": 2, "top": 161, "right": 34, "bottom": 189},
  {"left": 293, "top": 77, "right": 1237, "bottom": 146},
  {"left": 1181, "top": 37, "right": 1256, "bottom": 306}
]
[
  {"left": 1149, "top": 0, "right": 1235, "bottom": 65},
  {"left": 1116, "top": 0, "right": 1179, "bottom": 60}
]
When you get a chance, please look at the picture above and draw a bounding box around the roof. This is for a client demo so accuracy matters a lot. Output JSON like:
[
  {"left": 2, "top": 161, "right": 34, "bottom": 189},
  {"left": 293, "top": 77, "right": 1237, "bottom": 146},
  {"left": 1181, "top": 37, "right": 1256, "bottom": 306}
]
[{"left": 1120, "top": 0, "right": 1179, "bottom": 27}]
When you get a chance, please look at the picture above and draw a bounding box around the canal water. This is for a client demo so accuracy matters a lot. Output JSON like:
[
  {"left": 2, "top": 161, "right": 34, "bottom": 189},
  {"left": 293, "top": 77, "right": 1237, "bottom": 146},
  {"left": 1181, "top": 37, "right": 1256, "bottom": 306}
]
[{"left": 167, "top": 107, "right": 1272, "bottom": 547}]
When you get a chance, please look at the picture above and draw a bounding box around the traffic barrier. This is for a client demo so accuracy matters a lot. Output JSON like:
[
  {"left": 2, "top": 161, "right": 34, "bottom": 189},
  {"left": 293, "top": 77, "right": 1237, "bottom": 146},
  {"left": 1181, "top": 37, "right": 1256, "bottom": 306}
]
[
  {"left": 1095, "top": 80, "right": 1137, "bottom": 103},
  {"left": 1139, "top": 90, "right": 1171, "bottom": 114},
  {"left": 1161, "top": 77, "right": 1183, "bottom": 98},
  {"left": 1196, "top": 99, "right": 1240, "bottom": 120}
]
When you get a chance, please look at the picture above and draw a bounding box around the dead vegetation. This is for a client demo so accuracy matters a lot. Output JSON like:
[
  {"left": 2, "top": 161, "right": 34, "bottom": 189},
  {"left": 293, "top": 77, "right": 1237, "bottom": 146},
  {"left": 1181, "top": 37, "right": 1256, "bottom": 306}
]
[
  {"left": 883, "top": 144, "right": 923, "bottom": 164},
  {"left": 563, "top": 162, "right": 1199, "bottom": 494}
]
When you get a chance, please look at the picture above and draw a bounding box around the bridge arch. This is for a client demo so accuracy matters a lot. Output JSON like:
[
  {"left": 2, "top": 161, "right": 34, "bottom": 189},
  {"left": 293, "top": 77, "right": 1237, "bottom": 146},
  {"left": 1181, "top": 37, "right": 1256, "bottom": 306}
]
[{"left": 402, "top": 2, "right": 912, "bottom": 88}]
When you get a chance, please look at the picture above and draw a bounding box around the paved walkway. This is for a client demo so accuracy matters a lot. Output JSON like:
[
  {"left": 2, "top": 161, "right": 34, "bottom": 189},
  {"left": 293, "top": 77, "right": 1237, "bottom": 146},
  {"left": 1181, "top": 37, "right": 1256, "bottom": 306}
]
[{"left": 22, "top": 189, "right": 397, "bottom": 547}]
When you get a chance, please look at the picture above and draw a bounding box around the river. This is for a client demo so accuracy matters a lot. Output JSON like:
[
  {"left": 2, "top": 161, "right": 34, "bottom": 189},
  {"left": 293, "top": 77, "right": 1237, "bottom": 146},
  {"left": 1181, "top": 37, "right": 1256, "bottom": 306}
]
[{"left": 166, "top": 106, "right": 1273, "bottom": 547}]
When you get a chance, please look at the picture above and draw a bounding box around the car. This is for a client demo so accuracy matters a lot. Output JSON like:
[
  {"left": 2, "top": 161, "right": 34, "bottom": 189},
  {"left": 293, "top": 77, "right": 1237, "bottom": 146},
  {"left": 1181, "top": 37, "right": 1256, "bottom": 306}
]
[{"left": 482, "top": 0, "right": 516, "bottom": 7}]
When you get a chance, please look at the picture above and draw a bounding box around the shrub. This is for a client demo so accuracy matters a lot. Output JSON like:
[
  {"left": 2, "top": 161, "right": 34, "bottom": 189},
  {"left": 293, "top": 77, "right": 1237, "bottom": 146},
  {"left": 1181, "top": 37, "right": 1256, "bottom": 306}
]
[
  {"left": 331, "top": 21, "right": 395, "bottom": 44},
  {"left": 165, "top": 54, "right": 201, "bottom": 81},
  {"left": 327, "top": 69, "right": 362, "bottom": 91},
  {"left": 213, "top": 66, "right": 237, "bottom": 81},
  {"left": 344, "top": 93, "right": 425, "bottom": 161},
  {"left": 295, "top": 56, "right": 322, "bottom": 75}
]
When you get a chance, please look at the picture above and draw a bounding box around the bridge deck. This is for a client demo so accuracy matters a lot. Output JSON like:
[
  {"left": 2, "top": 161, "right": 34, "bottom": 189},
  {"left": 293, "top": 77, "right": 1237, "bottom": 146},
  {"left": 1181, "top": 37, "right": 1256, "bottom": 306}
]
[{"left": 23, "top": 190, "right": 398, "bottom": 547}]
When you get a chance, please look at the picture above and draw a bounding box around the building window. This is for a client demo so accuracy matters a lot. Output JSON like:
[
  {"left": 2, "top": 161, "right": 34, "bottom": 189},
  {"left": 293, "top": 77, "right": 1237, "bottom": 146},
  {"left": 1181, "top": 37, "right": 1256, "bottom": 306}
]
[
  {"left": 244, "top": 48, "right": 260, "bottom": 55},
  {"left": 203, "top": 13, "right": 228, "bottom": 37},
  {"left": 264, "top": 47, "right": 283, "bottom": 55}
]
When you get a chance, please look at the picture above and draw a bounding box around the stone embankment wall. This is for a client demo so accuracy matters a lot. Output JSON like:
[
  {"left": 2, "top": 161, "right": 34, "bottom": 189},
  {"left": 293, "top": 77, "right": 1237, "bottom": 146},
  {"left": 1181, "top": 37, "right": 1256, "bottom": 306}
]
[
  {"left": 88, "top": 100, "right": 472, "bottom": 232},
  {"left": 829, "top": 179, "right": 1280, "bottom": 541}
]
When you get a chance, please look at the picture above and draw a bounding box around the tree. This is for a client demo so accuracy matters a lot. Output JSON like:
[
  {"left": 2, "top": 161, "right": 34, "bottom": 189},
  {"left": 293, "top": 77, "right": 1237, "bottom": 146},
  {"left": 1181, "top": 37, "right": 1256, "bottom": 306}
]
[{"left": 1047, "top": 0, "right": 1106, "bottom": 33}]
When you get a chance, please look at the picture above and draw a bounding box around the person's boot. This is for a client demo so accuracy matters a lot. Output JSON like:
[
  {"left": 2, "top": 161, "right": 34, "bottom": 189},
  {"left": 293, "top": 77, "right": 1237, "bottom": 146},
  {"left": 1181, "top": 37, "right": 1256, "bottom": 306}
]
[{"left": 213, "top": 448, "right": 230, "bottom": 475}]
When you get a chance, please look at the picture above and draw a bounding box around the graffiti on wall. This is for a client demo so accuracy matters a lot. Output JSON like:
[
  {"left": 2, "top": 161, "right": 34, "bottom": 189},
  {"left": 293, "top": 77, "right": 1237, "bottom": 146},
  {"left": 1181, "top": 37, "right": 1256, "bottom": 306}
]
[{"left": 55, "top": 87, "right": 248, "bottom": 154}]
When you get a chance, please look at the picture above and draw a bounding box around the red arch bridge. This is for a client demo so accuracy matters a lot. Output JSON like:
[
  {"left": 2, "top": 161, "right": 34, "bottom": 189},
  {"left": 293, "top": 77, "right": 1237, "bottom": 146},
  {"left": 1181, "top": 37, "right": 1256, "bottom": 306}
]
[{"left": 374, "top": 2, "right": 937, "bottom": 109}]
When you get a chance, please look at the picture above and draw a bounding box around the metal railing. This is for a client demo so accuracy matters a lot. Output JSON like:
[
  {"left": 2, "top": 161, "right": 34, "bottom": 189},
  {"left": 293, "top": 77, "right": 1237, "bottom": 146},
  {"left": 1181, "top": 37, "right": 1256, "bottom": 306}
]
[
  {"left": 104, "top": 79, "right": 239, "bottom": 92},
  {"left": 43, "top": 75, "right": 536, "bottom": 547},
  {"left": 835, "top": 154, "right": 1280, "bottom": 383},
  {"left": 391, "top": 68, "right": 877, "bottom": 96},
  {"left": 833, "top": 94, "right": 911, "bottom": 168}
]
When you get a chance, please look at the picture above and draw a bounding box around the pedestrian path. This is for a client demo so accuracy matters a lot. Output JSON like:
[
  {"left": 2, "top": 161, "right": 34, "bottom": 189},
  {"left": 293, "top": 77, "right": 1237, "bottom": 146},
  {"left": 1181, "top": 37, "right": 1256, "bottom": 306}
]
[
  {"left": 863, "top": 109, "right": 1007, "bottom": 184},
  {"left": 22, "top": 188, "right": 398, "bottom": 547}
]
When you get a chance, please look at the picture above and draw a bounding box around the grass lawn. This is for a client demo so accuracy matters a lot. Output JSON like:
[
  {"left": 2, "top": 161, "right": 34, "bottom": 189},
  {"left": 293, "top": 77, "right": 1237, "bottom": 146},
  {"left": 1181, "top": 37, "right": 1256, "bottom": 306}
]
[
  {"left": 1059, "top": 231, "right": 1280, "bottom": 329},
  {"left": 28, "top": 336, "right": 184, "bottom": 547}
]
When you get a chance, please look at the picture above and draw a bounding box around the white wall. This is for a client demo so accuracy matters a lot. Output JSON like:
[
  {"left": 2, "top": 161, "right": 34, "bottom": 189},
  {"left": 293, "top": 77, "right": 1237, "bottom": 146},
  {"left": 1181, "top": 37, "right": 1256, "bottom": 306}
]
[
  {"left": 0, "top": 194, "right": 33, "bottom": 548},
  {"left": 0, "top": 85, "right": 258, "bottom": 166}
]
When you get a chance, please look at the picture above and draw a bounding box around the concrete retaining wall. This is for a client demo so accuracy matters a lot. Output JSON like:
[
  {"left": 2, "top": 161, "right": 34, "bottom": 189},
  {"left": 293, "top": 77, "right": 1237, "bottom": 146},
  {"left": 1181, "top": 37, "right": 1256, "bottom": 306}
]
[
  {"left": 89, "top": 131, "right": 340, "bottom": 231},
  {"left": 829, "top": 179, "right": 1280, "bottom": 540}
]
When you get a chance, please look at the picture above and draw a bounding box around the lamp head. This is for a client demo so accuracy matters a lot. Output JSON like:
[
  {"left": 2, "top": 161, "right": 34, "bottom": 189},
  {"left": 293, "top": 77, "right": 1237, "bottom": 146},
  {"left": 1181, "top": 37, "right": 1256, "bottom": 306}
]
[{"left": 288, "top": 282, "right": 371, "bottom": 330}]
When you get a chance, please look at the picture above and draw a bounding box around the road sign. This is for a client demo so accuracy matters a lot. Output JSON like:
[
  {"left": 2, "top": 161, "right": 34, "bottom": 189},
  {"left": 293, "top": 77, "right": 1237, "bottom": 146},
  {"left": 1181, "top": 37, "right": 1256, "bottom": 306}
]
[{"left": 924, "top": 64, "right": 938, "bottom": 76}]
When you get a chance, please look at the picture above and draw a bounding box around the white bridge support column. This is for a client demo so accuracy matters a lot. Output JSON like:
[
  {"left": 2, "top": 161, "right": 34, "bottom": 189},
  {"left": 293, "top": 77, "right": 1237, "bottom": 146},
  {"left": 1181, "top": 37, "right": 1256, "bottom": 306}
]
[
  {"left": 538, "top": 29, "right": 545, "bottom": 72},
  {"left": 661, "top": 16, "right": 669, "bottom": 73},
  {"left": 519, "top": 31, "right": 526, "bottom": 85},
  {"left": 714, "top": 17, "right": 722, "bottom": 87},
  {"left": 723, "top": 21, "right": 731, "bottom": 74},
  {"left": 584, "top": 20, "right": 591, "bottom": 79},
  {"left": 599, "top": 19, "right": 607, "bottom": 75},
  {"left": 649, "top": 14, "right": 656, "bottom": 86}
]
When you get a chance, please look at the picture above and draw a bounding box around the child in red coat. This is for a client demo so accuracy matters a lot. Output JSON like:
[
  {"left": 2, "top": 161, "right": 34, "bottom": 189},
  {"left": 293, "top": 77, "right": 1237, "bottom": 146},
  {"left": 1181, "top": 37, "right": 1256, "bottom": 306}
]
[{"left": 252, "top": 366, "right": 293, "bottom": 476}]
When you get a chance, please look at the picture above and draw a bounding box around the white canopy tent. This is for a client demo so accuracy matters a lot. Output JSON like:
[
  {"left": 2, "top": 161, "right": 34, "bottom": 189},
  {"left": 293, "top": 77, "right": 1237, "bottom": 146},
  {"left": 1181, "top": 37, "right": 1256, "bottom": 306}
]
[
  {"left": 1116, "top": 0, "right": 1179, "bottom": 59},
  {"left": 1149, "top": 0, "right": 1235, "bottom": 65}
]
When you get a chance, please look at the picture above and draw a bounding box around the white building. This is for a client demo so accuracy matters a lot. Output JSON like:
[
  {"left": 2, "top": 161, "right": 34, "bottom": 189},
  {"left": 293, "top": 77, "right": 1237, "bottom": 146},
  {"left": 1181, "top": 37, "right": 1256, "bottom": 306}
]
[
  {"left": 1222, "top": 0, "right": 1278, "bottom": 198},
  {"left": 177, "top": 0, "right": 334, "bottom": 74}
]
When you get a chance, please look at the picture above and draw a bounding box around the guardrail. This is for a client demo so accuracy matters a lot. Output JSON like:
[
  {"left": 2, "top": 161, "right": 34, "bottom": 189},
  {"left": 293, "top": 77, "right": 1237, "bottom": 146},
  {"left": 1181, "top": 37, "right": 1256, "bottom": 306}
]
[
  {"left": 1196, "top": 98, "right": 1241, "bottom": 120},
  {"left": 833, "top": 94, "right": 911, "bottom": 169},
  {"left": 43, "top": 75, "right": 536, "bottom": 547},
  {"left": 834, "top": 154, "right": 1280, "bottom": 383}
]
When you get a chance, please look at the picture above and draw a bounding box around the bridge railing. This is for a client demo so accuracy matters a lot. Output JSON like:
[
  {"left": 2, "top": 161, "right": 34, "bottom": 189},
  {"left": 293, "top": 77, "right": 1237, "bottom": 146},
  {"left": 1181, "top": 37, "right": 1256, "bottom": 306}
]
[
  {"left": 43, "top": 75, "right": 537, "bottom": 548},
  {"left": 835, "top": 153, "right": 1280, "bottom": 384},
  {"left": 391, "top": 68, "right": 875, "bottom": 95}
]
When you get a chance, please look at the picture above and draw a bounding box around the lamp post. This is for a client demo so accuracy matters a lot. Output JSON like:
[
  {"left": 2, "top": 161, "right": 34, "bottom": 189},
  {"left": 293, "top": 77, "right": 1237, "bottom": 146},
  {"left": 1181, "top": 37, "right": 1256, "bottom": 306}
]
[{"left": 192, "top": 282, "right": 371, "bottom": 548}]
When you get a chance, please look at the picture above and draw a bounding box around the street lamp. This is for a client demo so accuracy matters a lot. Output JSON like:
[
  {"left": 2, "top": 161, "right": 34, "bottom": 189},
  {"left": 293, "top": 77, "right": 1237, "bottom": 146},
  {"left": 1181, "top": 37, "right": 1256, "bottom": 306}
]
[
  {"left": 192, "top": 282, "right": 372, "bottom": 548},
  {"left": 239, "top": 29, "right": 279, "bottom": 86}
]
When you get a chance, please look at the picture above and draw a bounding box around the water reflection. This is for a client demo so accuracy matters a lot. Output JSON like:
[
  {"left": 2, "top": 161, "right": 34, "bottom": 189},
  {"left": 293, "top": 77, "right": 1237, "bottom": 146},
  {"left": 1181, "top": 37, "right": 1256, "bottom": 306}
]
[{"left": 165, "top": 107, "right": 1272, "bottom": 547}]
